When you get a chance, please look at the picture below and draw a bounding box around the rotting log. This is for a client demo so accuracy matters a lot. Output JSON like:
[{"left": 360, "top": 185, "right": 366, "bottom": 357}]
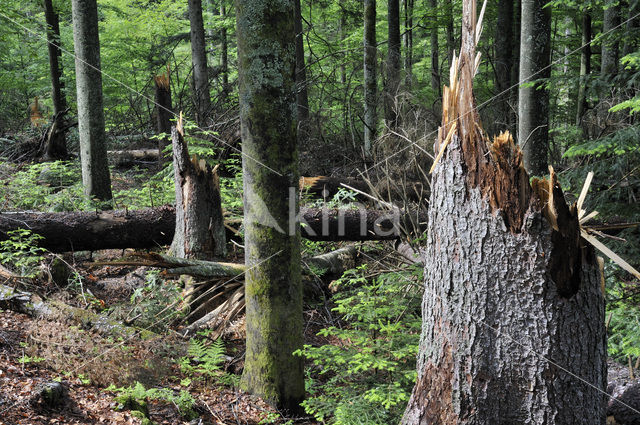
[
  {"left": 401, "top": 1, "right": 606, "bottom": 424},
  {"left": 0, "top": 206, "right": 425, "bottom": 252},
  {"left": 169, "top": 119, "right": 226, "bottom": 259},
  {"left": 0, "top": 284, "right": 156, "bottom": 340},
  {"left": 107, "top": 149, "right": 160, "bottom": 166}
]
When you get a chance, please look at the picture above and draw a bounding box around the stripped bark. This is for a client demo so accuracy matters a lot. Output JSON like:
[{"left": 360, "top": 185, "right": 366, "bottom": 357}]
[{"left": 401, "top": 1, "right": 606, "bottom": 423}]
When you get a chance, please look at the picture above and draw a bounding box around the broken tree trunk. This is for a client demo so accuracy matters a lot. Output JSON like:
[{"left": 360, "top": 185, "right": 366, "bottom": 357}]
[
  {"left": 0, "top": 206, "right": 422, "bottom": 252},
  {"left": 169, "top": 120, "right": 226, "bottom": 259},
  {"left": 154, "top": 69, "right": 173, "bottom": 164},
  {"left": 401, "top": 2, "right": 606, "bottom": 424}
]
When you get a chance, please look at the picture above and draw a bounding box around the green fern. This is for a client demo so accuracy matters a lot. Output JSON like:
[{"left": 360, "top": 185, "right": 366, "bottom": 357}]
[{"left": 181, "top": 337, "right": 225, "bottom": 378}]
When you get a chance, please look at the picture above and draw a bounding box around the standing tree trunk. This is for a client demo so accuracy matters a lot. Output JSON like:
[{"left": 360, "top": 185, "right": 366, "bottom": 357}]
[
  {"left": 363, "top": 0, "right": 377, "bottom": 159},
  {"left": 154, "top": 68, "right": 173, "bottom": 164},
  {"left": 429, "top": 0, "right": 440, "bottom": 96},
  {"left": 403, "top": 0, "right": 413, "bottom": 89},
  {"left": 576, "top": 8, "right": 591, "bottom": 126},
  {"left": 385, "top": 0, "right": 401, "bottom": 129},
  {"left": 510, "top": 0, "right": 521, "bottom": 137},
  {"left": 169, "top": 120, "right": 226, "bottom": 259},
  {"left": 623, "top": 0, "right": 640, "bottom": 57},
  {"left": 71, "top": 0, "right": 112, "bottom": 202},
  {"left": 517, "top": 0, "right": 551, "bottom": 176},
  {"left": 43, "top": 0, "right": 68, "bottom": 160},
  {"left": 401, "top": 2, "right": 606, "bottom": 423},
  {"left": 236, "top": 0, "right": 304, "bottom": 411},
  {"left": 601, "top": 0, "right": 620, "bottom": 79},
  {"left": 445, "top": 0, "right": 455, "bottom": 69},
  {"left": 220, "top": 0, "right": 229, "bottom": 100},
  {"left": 495, "top": 0, "right": 514, "bottom": 133},
  {"left": 294, "top": 0, "right": 310, "bottom": 145},
  {"left": 189, "top": 0, "right": 211, "bottom": 126}
]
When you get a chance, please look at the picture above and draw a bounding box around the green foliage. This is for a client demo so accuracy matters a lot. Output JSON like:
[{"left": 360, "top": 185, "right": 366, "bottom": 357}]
[
  {"left": 295, "top": 264, "right": 422, "bottom": 424},
  {"left": 106, "top": 381, "right": 197, "bottom": 421},
  {"left": 18, "top": 354, "right": 45, "bottom": 364},
  {"left": 0, "top": 229, "right": 47, "bottom": 277},
  {"left": 179, "top": 335, "right": 225, "bottom": 380},
  {"left": 128, "top": 271, "right": 183, "bottom": 331}
]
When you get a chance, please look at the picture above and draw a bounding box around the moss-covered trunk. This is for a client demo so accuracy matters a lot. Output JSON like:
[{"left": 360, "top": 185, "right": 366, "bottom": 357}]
[{"left": 236, "top": 0, "right": 304, "bottom": 412}]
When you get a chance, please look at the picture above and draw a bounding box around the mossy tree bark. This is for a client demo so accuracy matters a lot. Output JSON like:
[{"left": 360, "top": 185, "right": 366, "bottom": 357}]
[
  {"left": 71, "top": 0, "right": 112, "bottom": 202},
  {"left": 169, "top": 124, "right": 226, "bottom": 259},
  {"left": 402, "top": 2, "right": 606, "bottom": 423},
  {"left": 517, "top": 0, "right": 550, "bottom": 176},
  {"left": 43, "top": 0, "right": 68, "bottom": 160},
  {"left": 236, "top": 0, "right": 304, "bottom": 411},
  {"left": 363, "top": 0, "right": 377, "bottom": 158},
  {"left": 188, "top": 0, "right": 211, "bottom": 126}
]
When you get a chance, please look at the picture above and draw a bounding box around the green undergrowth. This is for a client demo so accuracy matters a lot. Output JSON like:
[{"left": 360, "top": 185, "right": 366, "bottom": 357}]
[{"left": 296, "top": 263, "right": 423, "bottom": 425}]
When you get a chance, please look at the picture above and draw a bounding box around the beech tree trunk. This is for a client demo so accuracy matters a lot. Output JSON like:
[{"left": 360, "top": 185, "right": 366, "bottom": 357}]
[
  {"left": 402, "top": 2, "right": 606, "bottom": 423},
  {"left": 169, "top": 123, "right": 226, "bottom": 259},
  {"left": 236, "top": 0, "right": 304, "bottom": 410},
  {"left": 188, "top": 0, "right": 211, "bottom": 126},
  {"left": 43, "top": 0, "right": 68, "bottom": 160},
  {"left": 385, "top": 0, "right": 401, "bottom": 129},
  {"left": 517, "top": 0, "right": 551, "bottom": 176},
  {"left": 71, "top": 0, "right": 112, "bottom": 202},
  {"left": 363, "top": 0, "right": 377, "bottom": 158}
]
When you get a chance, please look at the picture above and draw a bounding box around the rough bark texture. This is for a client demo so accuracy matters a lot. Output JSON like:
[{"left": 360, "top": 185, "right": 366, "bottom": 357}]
[
  {"left": 429, "top": 0, "right": 440, "bottom": 95},
  {"left": 71, "top": 0, "right": 112, "bottom": 202},
  {"left": 517, "top": 0, "right": 551, "bottom": 176},
  {"left": 169, "top": 125, "right": 226, "bottom": 259},
  {"left": 601, "top": 0, "right": 620, "bottom": 79},
  {"left": 43, "top": 0, "right": 68, "bottom": 160},
  {"left": 385, "top": 0, "right": 401, "bottom": 129},
  {"left": 0, "top": 206, "right": 175, "bottom": 252},
  {"left": 576, "top": 9, "right": 591, "bottom": 126},
  {"left": 294, "top": 0, "right": 310, "bottom": 144},
  {"left": 154, "top": 71, "right": 173, "bottom": 162},
  {"left": 363, "top": 0, "right": 377, "bottom": 158},
  {"left": 402, "top": 2, "right": 606, "bottom": 423},
  {"left": 0, "top": 206, "right": 420, "bottom": 252},
  {"left": 495, "top": 0, "right": 515, "bottom": 133},
  {"left": 188, "top": 0, "right": 211, "bottom": 126},
  {"left": 236, "top": 0, "right": 304, "bottom": 411}
]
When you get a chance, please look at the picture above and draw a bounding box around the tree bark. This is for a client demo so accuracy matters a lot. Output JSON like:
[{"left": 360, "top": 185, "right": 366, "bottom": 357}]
[
  {"left": 495, "top": 0, "right": 515, "bottom": 133},
  {"left": 294, "top": 0, "right": 310, "bottom": 144},
  {"left": 445, "top": 0, "right": 455, "bottom": 70},
  {"left": 623, "top": 0, "right": 640, "bottom": 57},
  {"left": 576, "top": 9, "right": 591, "bottom": 126},
  {"left": 517, "top": 0, "right": 551, "bottom": 176},
  {"left": 71, "top": 0, "right": 112, "bottom": 202},
  {"left": 403, "top": 0, "right": 413, "bottom": 89},
  {"left": 236, "top": 0, "right": 304, "bottom": 411},
  {"left": 154, "top": 70, "right": 173, "bottom": 162},
  {"left": 430, "top": 0, "right": 440, "bottom": 96},
  {"left": 363, "top": 0, "right": 377, "bottom": 158},
  {"left": 43, "top": 0, "right": 68, "bottom": 160},
  {"left": 188, "top": 0, "right": 211, "bottom": 126},
  {"left": 601, "top": 0, "right": 620, "bottom": 79},
  {"left": 0, "top": 206, "right": 423, "bottom": 252},
  {"left": 385, "top": 0, "right": 401, "bottom": 129},
  {"left": 169, "top": 123, "right": 226, "bottom": 259},
  {"left": 402, "top": 2, "right": 606, "bottom": 423},
  {"left": 220, "top": 1, "right": 229, "bottom": 100}
]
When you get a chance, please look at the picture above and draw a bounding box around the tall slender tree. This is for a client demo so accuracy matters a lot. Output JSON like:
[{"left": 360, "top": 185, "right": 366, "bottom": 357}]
[
  {"left": 445, "top": 0, "right": 455, "bottom": 69},
  {"left": 576, "top": 7, "right": 592, "bottom": 126},
  {"left": 517, "top": 0, "right": 551, "bottom": 176},
  {"left": 429, "top": 0, "right": 440, "bottom": 95},
  {"left": 601, "top": 0, "right": 620, "bottom": 79},
  {"left": 236, "top": 0, "right": 304, "bottom": 411},
  {"left": 403, "top": 0, "right": 414, "bottom": 89},
  {"left": 188, "top": 0, "right": 211, "bottom": 126},
  {"left": 495, "top": 0, "right": 515, "bottom": 132},
  {"left": 43, "top": 0, "right": 68, "bottom": 159},
  {"left": 385, "top": 0, "right": 401, "bottom": 129},
  {"left": 71, "top": 0, "right": 112, "bottom": 202},
  {"left": 294, "top": 0, "right": 310, "bottom": 143},
  {"left": 363, "top": 0, "right": 377, "bottom": 158},
  {"left": 219, "top": 0, "right": 229, "bottom": 99}
]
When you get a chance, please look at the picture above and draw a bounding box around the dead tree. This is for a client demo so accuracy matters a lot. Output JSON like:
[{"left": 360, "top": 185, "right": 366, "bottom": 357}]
[{"left": 401, "top": 1, "right": 606, "bottom": 423}]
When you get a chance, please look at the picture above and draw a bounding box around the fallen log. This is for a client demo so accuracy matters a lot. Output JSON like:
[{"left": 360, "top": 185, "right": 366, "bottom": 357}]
[
  {"left": 0, "top": 206, "right": 426, "bottom": 252},
  {"left": 107, "top": 149, "right": 160, "bottom": 166}
]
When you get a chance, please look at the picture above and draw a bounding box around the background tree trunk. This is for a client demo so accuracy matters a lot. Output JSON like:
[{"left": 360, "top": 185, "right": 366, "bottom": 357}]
[
  {"left": 403, "top": 0, "right": 413, "bottom": 89},
  {"left": 429, "top": 0, "right": 440, "bottom": 96},
  {"left": 402, "top": 2, "right": 606, "bottom": 423},
  {"left": 623, "top": 0, "right": 640, "bottom": 57},
  {"left": 363, "top": 0, "right": 377, "bottom": 159},
  {"left": 169, "top": 123, "right": 226, "bottom": 259},
  {"left": 294, "top": 0, "right": 310, "bottom": 145},
  {"left": 154, "top": 69, "right": 173, "bottom": 164},
  {"left": 71, "top": 0, "right": 112, "bottom": 202},
  {"left": 601, "top": 0, "right": 620, "bottom": 79},
  {"left": 495, "top": 0, "right": 514, "bottom": 133},
  {"left": 576, "top": 9, "right": 591, "bottom": 126},
  {"left": 517, "top": 0, "right": 551, "bottom": 176},
  {"left": 385, "top": 0, "right": 401, "bottom": 129},
  {"left": 188, "top": 0, "right": 211, "bottom": 126},
  {"left": 220, "top": 1, "right": 229, "bottom": 100},
  {"left": 445, "top": 0, "right": 455, "bottom": 69},
  {"left": 43, "top": 0, "right": 67, "bottom": 160},
  {"left": 236, "top": 0, "right": 304, "bottom": 411}
]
